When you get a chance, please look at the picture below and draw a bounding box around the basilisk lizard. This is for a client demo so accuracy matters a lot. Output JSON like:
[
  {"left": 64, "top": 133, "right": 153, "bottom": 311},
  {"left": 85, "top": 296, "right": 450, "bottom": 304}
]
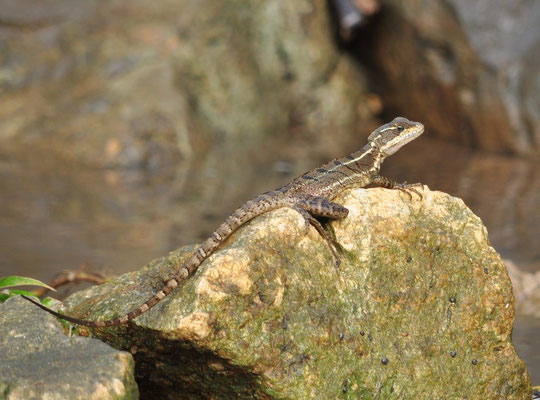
[{"left": 23, "top": 117, "right": 425, "bottom": 327}]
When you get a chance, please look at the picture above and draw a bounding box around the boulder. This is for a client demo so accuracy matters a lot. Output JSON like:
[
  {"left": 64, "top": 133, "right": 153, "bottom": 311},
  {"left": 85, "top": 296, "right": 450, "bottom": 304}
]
[
  {"left": 0, "top": 296, "right": 138, "bottom": 400},
  {"left": 60, "top": 188, "right": 531, "bottom": 399}
]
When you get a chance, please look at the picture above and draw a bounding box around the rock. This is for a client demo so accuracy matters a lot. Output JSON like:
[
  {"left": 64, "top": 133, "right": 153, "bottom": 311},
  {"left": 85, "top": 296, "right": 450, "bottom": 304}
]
[
  {"left": 0, "top": 0, "right": 373, "bottom": 168},
  {"left": 0, "top": 296, "right": 138, "bottom": 400},
  {"left": 506, "top": 259, "right": 540, "bottom": 318},
  {"left": 450, "top": 0, "right": 540, "bottom": 153},
  {"left": 360, "top": 0, "right": 539, "bottom": 154},
  {"left": 60, "top": 188, "right": 530, "bottom": 399}
]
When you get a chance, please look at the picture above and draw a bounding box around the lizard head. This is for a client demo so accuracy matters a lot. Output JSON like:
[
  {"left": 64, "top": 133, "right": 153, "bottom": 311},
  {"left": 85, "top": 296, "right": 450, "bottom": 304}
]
[{"left": 368, "top": 117, "right": 424, "bottom": 156}]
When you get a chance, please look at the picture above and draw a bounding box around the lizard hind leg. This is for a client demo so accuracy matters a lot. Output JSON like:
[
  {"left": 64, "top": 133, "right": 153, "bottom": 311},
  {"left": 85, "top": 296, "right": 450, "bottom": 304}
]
[
  {"left": 293, "top": 197, "right": 348, "bottom": 267},
  {"left": 294, "top": 206, "right": 342, "bottom": 267}
]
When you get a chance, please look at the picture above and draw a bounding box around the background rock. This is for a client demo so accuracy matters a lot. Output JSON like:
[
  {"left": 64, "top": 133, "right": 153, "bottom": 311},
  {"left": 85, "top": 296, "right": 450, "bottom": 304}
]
[
  {"left": 359, "top": 0, "right": 540, "bottom": 154},
  {"left": 0, "top": 296, "right": 138, "bottom": 400},
  {"left": 61, "top": 188, "right": 530, "bottom": 399},
  {"left": 506, "top": 259, "right": 540, "bottom": 319},
  {"left": 0, "top": 0, "right": 374, "bottom": 168}
]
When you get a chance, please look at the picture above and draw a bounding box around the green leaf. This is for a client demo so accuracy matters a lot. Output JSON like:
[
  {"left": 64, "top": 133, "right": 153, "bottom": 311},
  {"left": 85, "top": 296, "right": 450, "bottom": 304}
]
[
  {"left": 0, "top": 276, "right": 55, "bottom": 291},
  {"left": 0, "top": 289, "right": 42, "bottom": 303}
]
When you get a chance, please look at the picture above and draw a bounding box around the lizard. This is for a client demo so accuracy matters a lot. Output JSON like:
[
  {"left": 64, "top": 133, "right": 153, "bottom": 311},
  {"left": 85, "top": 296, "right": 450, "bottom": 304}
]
[{"left": 23, "top": 116, "right": 425, "bottom": 327}]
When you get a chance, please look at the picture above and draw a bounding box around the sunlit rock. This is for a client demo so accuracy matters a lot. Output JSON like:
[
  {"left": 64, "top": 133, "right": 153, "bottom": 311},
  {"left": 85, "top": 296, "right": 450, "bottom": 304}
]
[{"left": 63, "top": 187, "right": 531, "bottom": 399}]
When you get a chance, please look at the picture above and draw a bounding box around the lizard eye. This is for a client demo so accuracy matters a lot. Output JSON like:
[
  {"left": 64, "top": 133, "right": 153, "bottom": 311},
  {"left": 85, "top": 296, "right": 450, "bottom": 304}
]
[{"left": 397, "top": 125, "right": 404, "bottom": 133}]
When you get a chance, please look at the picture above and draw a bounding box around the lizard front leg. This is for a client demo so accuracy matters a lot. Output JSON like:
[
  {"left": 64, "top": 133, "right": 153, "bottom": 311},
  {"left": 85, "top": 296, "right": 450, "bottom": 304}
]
[
  {"left": 294, "top": 196, "right": 349, "bottom": 267},
  {"left": 372, "top": 175, "right": 423, "bottom": 200}
]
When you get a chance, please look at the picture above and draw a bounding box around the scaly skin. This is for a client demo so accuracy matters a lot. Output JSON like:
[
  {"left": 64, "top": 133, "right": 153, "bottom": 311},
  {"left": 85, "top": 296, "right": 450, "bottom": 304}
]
[{"left": 23, "top": 117, "right": 425, "bottom": 327}]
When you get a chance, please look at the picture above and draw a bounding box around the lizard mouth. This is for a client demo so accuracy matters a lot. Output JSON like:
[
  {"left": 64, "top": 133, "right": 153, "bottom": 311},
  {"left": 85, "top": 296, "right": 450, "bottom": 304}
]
[
  {"left": 382, "top": 123, "right": 424, "bottom": 155},
  {"left": 403, "top": 123, "right": 424, "bottom": 142}
]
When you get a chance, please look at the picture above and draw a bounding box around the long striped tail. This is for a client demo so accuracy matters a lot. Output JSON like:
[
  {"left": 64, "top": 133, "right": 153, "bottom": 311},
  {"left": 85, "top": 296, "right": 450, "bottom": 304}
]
[{"left": 22, "top": 194, "right": 288, "bottom": 327}]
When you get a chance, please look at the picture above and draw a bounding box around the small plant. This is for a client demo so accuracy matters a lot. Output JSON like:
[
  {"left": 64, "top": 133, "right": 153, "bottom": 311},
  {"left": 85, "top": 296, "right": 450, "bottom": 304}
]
[
  {"left": 1, "top": 276, "right": 79, "bottom": 334},
  {"left": 0, "top": 275, "right": 56, "bottom": 307}
]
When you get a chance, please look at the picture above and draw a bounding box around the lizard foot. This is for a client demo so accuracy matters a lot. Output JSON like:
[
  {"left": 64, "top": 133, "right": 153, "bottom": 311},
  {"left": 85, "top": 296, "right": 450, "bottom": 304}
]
[
  {"left": 372, "top": 175, "right": 423, "bottom": 200},
  {"left": 395, "top": 182, "right": 423, "bottom": 200}
]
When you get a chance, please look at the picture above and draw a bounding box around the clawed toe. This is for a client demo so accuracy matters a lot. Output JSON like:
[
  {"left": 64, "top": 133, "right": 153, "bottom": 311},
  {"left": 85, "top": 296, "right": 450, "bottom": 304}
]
[{"left": 396, "top": 183, "right": 423, "bottom": 200}]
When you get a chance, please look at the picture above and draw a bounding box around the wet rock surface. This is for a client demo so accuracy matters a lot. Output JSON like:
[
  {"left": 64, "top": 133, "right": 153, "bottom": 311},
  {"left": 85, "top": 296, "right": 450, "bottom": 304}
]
[
  {"left": 60, "top": 188, "right": 530, "bottom": 399},
  {"left": 0, "top": 296, "right": 138, "bottom": 400}
]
